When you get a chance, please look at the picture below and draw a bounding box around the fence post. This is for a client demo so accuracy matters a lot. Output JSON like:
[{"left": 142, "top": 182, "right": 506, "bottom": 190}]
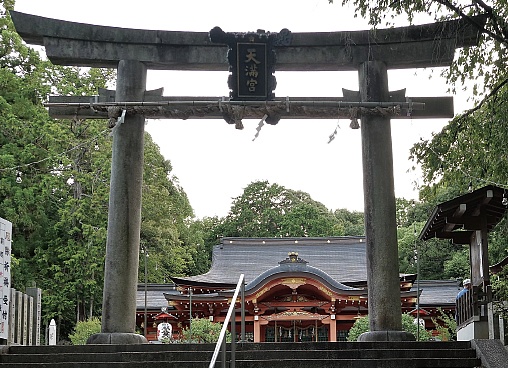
[
  {"left": 8, "top": 289, "right": 15, "bottom": 344},
  {"left": 27, "top": 295, "right": 33, "bottom": 346},
  {"left": 15, "top": 291, "right": 22, "bottom": 344},
  {"left": 26, "top": 287, "right": 41, "bottom": 346},
  {"left": 22, "top": 294, "right": 28, "bottom": 345}
]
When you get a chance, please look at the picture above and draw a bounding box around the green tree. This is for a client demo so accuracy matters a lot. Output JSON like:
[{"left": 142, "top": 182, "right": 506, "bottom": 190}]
[
  {"left": 180, "top": 318, "right": 231, "bottom": 343},
  {"left": 335, "top": 0, "right": 508, "bottom": 280},
  {"left": 398, "top": 225, "right": 464, "bottom": 280},
  {"left": 443, "top": 245, "right": 470, "bottom": 279},
  {"left": 2, "top": 1, "right": 202, "bottom": 341},
  {"left": 337, "top": 0, "right": 508, "bottom": 99},
  {"left": 68, "top": 317, "right": 102, "bottom": 345},
  {"left": 334, "top": 208, "right": 365, "bottom": 236},
  {"left": 215, "top": 180, "right": 344, "bottom": 238},
  {"left": 0, "top": 2, "right": 112, "bottom": 338},
  {"left": 431, "top": 307, "right": 457, "bottom": 341},
  {"left": 347, "top": 314, "right": 431, "bottom": 341},
  {"left": 395, "top": 197, "right": 465, "bottom": 280},
  {"left": 139, "top": 134, "right": 204, "bottom": 281}
]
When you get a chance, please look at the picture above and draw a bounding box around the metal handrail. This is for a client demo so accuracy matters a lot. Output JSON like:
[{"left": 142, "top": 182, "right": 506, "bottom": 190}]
[{"left": 209, "top": 274, "right": 245, "bottom": 368}]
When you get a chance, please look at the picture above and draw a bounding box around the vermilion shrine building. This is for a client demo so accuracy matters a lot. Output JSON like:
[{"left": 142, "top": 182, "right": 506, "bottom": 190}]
[{"left": 136, "top": 237, "right": 461, "bottom": 342}]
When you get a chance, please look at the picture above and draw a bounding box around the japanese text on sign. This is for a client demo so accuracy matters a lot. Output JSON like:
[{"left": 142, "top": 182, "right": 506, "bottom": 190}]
[
  {"left": 0, "top": 218, "right": 11, "bottom": 340},
  {"left": 237, "top": 43, "right": 267, "bottom": 98}
]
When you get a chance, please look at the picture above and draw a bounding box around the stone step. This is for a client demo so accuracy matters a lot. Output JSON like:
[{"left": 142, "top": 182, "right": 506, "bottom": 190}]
[
  {"left": 0, "top": 348, "right": 477, "bottom": 363},
  {"left": 7, "top": 340, "right": 473, "bottom": 354},
  {"left": 0, "top": 351, "right": 214, "bottom": 363},
  {"left": 235, "top": 348, "right": 478, "bottom": 360},
  {"left": 0, "top": 341, "right": 481, "bottom": 368},
  {"left": 0, "top": 363, "right": 208, "bottom": 368},
  {"left": 233, "top": 358, "right": 482, "bottom": 368},
  {"left": 236, "top": 341, "right": 473, "bottom": 351},
  {"left": 0, "top": 358, "right": 482, "bottom": 368},
  {"left": 8, "top": 343, "right": 216, "bottom": 354}
]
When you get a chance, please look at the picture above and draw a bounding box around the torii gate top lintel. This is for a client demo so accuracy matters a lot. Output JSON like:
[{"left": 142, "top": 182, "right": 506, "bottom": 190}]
[{"left": 10, "top": 11, "right": 483, "bottom": 71}]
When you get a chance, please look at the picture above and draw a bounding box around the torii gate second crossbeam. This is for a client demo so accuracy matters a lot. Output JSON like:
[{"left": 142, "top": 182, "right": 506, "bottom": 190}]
[{"left": 11, "top": 10, "right": 483, "bottom": 343}]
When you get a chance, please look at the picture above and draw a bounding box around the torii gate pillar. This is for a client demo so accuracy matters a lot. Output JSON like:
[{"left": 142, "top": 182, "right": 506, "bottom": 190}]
[
  {"left": 357, "top": 61, "right": 414, "bottom": 341},
  {"left": 87, "top": 60, "right": 148, "bottom": 344}
]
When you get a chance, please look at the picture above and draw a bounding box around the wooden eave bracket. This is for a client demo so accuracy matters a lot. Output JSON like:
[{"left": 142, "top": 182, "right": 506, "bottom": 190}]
[
  {"left": 443, "top": 203, "right": 467, "bottom": 232},
  {"left": 435, "top": 230, "right": 473, "bottom": 244}
]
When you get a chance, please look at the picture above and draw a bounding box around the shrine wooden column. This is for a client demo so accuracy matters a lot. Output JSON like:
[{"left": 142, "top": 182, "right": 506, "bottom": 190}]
[
  {"left": 329, "top": 316, "right": 337, "bottom": 342},
  {"left": 357, "top": 61, "right": 414, "bottom": 341},
  {"left": 254, "top": 318, "right": 261, "bottom": 342}
]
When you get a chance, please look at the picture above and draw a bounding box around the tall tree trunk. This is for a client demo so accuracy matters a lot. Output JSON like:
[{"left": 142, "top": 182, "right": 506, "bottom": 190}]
[
  {"left": 89, "top": 269, "right": 95, "bottom": 319},
  {"left": 57, "top": 316, "right": 61, "bottom": 344}
]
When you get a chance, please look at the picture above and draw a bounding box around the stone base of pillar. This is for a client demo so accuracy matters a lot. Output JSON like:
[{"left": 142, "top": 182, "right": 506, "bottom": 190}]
[
  {"left": 357, "top": 331, "right": 415, "bottom": 341},
  {"left": 86, "top": 333, "right": 148, "bottom": 344}
]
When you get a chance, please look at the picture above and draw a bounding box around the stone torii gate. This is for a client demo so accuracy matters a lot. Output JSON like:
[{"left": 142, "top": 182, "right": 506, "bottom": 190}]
[{"left": 11, "top": 11, "right": 482, "bottom": 343}]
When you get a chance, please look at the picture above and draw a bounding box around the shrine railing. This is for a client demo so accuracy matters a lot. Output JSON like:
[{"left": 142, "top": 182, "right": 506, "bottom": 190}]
[
  {"left": 456, "top": 289, "right": 475, "bottom": 328},
  {"left": 456, "top": 286, "right": 490, "bottom": 330},
  {"left": 209, "top": 274, "right": 245, "bottom": 368}
]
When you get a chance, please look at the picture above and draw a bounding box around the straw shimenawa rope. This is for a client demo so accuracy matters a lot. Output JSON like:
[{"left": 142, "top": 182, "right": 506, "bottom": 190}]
[{"left": 102, "top": 104, "right": 401, "bottom": 130}]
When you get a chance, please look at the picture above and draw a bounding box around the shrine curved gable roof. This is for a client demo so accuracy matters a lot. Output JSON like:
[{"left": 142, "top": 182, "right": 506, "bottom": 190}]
[
  {"left": 171, "top": 237, "right": 368, "bottom": 287},
  {"left": 245, "top": 262, "right": 362, "bottom": 293}
]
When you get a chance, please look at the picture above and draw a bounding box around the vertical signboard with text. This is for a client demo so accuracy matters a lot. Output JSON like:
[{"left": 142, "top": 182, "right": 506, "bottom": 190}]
[
  {"left": 0, "top": 218, "right": 11, "bottom": 340},
  {"left": 209, "top": 26, "right": 291, "bottom": 101},
  {"left": 237, "top": 42, "right": 268, "bottom": 99}
]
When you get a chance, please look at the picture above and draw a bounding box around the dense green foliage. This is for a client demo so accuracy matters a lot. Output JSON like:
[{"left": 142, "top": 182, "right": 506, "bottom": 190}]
[
  {"left": 199, "top": 180, "right": 368, "bottom": 245},
  {"left": 202, "top": 180, "right": 345, "bottom": 240},
  {"left": 1, "top": 2, "right": 112, "bottom": 338},
  {"left": 347, "top": 314, "right": 432, "bottom": 341},
  {"left": 334, "top": 208, "right": 365, "bottom": 236},
  {"left": 180, "top": 318, "right": 231, "bottom": 343},
  {"left": 139, "top": 134, "right": 206, "bottom": 280},
  {"left": 492, "top": 264, "right": 508, "bottom": 318},
  {"left": 0, "top": 1, "right": 204, "bottom": 342},
  {"left": 68, "top": 317, "right": 102, "bottom": 345},
  {"left": 338, "top": 0, "right": 508, "bottom": 95},
  {"left": 431, "top": 308, "right": 457, "bottom": 341},
  {"left": 198, "top": 179, "right": 469, "bottom": 281}
]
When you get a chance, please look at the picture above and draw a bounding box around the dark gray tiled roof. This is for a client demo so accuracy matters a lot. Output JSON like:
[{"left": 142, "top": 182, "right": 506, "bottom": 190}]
[
  {"left": 136, "top": 284, "right": 178, "bottom": 310},
  {"left": 411, "top": 279, "right": 462, "bottom": 307},
  {"left": 136, "top": 245, "right": 461, "bottom": 311},
  {"left": 420, "top": 185, "right": 507, "bottom": 242},
  {"left": 175, "top": 237, "right": 368, "bottom": 286}
]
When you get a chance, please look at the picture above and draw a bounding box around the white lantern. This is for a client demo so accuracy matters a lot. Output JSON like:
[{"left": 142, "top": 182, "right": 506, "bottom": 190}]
[{"left": 157, "top": 322, "right": 172, "bottom": 342}]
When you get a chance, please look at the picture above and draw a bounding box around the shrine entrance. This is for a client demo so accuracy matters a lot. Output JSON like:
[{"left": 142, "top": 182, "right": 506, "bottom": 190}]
[
  {"left": 10, "top": 10, "right": 483, "bottom": 343},
  {"left": 265, "top": 322, "right": 329, "bottom": 343}
]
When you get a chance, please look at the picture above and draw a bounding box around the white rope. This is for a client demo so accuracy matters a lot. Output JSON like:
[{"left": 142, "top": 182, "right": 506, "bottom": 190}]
[
  {"left": 252, "top": 114, "right": 268, "bottom": 141},
  {"left": 327, "top": 119, "right": 341, "bottom": 144},
  {"left": 109, "top": 109, "right": 126, "bottom": 137}
]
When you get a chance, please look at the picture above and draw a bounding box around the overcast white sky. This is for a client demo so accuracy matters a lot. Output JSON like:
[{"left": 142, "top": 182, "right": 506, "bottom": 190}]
[{"left": 14, "top": 0, "right": 471, "bottom": 219}]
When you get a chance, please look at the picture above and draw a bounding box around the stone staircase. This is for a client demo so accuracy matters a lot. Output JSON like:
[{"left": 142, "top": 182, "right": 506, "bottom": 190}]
[{"left": 0, "top": 341, "right": 482, "bottom": 367}]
